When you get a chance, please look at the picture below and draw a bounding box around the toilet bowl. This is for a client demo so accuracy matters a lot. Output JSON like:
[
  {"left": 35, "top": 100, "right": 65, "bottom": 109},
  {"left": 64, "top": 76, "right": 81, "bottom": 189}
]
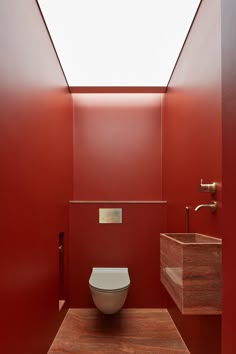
[{"left": 89, "top": 267, "right": 130, "bottom": 314}]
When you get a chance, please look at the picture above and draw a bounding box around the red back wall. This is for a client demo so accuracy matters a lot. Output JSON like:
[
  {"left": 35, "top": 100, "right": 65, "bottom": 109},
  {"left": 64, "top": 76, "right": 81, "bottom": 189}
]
[
  {"left": 69, "top": 202, "right": 167, "bottom": 307},
  {"left": 73, "top": 94, "right": 162, "bottom": 200},
  {"left": 221, "top": 0, "right": 236, "bottom": 352},
  {"left": 0, "top": 1, "right": 73, "bottom": 354},
  {"left": 69, "top": 94, "right": 168, "bottom": 307},
  {"left": 162, "top": 0, "right": 221, "bottom": 353}
]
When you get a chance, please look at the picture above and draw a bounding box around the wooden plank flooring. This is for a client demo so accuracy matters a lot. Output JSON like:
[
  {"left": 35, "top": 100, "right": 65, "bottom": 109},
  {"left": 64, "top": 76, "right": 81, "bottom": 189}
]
[{"left": 48, "top": 308, "right": 190, "bottom": 354}]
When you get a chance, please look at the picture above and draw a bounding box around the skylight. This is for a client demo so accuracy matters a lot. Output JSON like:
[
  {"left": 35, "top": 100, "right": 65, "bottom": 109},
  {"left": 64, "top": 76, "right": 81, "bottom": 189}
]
[{"left": 37, "top": 0, "right": 201, "bottom": 87}]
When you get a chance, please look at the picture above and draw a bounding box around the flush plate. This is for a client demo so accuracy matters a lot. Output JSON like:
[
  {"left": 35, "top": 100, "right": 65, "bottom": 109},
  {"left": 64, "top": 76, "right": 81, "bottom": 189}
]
[{"left": 99, "top": 208, "right": 122, "bottom": 224}]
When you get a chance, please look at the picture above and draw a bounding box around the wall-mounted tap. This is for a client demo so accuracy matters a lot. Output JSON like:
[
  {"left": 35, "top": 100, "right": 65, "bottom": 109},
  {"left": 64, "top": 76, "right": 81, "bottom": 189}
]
[{"left": 194, "top": 200, "right": 217, "bottom": 213}]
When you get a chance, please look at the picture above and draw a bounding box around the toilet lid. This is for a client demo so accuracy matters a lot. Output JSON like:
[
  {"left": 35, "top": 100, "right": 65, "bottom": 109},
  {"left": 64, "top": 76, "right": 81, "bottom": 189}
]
[{"left": 89, "top": 267, "right": 130, "bottom": 291}]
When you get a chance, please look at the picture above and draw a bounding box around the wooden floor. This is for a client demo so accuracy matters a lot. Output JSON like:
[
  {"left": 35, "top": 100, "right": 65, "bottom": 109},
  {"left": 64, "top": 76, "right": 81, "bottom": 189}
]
[{"left": 48, "top": 308, "right": 190, "bottom": 354}]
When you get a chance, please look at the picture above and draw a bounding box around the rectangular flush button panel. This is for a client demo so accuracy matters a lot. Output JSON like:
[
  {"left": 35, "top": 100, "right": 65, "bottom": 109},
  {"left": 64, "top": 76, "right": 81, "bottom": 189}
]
[{"left": 99, "top": 208, "right": 122, "bottom": 224}]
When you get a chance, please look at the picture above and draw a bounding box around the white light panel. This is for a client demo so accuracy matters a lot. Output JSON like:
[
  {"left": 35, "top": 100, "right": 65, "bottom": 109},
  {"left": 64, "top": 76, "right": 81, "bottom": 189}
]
[{"left": 38, "top": 0, "right": 201, "bottom": 87}]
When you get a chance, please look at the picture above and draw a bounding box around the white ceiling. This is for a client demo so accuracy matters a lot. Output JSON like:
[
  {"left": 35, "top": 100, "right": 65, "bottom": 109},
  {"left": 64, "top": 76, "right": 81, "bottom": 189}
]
[{"left": 38, "top": 0, "right": 201, "bottom": 87}]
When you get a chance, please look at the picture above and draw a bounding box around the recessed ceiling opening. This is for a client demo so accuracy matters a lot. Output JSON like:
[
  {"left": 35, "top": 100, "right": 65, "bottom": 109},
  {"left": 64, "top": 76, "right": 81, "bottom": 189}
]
[{"left": 37, "top": 0, "right": 201, "bottom": 88}]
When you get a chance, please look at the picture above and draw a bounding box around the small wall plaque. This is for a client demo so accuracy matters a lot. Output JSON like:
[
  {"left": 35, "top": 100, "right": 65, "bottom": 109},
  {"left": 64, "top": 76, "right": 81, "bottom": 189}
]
[{"left": 99, "top": 208, "right": 122, "bottom": 224}]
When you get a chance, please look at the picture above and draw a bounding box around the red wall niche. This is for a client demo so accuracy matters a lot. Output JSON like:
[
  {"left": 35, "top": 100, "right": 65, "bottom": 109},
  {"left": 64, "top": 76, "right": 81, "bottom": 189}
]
[
  {"left": 73, "top": 93, "right": 163, "bottom": 200},
  {"left": 0, "top": 1, "right": 73, "bottom": 354},
  {"left": 162, "top": 0, "right": 222, "bottom": 353},
  {"left": 69, "top": 202, "right": 168, "bottom": 308}
]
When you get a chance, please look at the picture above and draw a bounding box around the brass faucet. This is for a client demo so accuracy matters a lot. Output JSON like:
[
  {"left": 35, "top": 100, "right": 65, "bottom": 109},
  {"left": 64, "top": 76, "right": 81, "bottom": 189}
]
[{"left": 194, "top": 201, "right": 217, "bottom": 213}]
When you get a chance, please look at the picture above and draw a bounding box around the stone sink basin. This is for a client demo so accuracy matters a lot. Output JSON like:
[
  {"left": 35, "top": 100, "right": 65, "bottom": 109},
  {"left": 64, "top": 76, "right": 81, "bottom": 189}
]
[{"left": 160, "top": 233, "right": 222, "bottom": 315}]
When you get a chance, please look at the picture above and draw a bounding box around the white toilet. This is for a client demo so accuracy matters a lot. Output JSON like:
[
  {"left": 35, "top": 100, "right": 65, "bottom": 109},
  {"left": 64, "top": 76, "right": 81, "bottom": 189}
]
[{"left": 89, "top": 267, "right": 130, "bottom": 314}]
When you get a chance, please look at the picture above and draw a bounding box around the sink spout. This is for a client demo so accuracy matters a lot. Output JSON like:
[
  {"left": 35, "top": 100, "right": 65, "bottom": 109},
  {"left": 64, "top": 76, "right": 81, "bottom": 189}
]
[{"left": 194, "top": 201, "right": 217, "bottom": 213}]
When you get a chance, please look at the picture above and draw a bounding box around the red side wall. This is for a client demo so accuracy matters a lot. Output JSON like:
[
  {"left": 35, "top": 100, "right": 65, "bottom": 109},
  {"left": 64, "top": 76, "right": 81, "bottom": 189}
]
[
  {"left": 162, "top": 0, "right": 221, "bottom": 353},
  {"left": 69, "top": 94, "right": 168, "bottom": 307},
  {"left": 0, "top": 1, "right": 73, "bottom": 354},
  {"left": 221, "top": 0, "right": 236, "bottom": 352}
]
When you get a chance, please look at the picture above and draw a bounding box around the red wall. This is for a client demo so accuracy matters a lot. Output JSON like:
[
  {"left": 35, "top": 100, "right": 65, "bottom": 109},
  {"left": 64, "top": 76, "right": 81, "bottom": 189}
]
[
  {"left": 69, "top": 94, "right": 168, "bottom": 307},
  {"left": 162, "top": 0, "right": 222, "bottom": 237},
  {"left": 221, "top": 0, "right": 236, "bottom": 352},
  {"left": 162, "top": 0, "right": 221, "bottom": 353},
  {"left": 69, "top": 203, "right": 167, "bottom": 307},
  {"left": 0, "top": 1, "right": 73, "bottom": 354},
  {"left": 73, "top": 94, "right": 162, "bottom": 200}
]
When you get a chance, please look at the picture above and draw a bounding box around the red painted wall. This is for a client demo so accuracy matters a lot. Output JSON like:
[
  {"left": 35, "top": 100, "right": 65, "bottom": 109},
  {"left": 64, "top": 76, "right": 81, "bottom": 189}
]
[
  {"left": 162, "top": 0, "right": 221, "bottom": 353},
  {"left": 69, "top": 203, "right": 167, "bottom": 308},
  {"left": 221, "top": 0, "right": 236, "bottom": 352},
  {"left": 0, "top": 1, "right": 73, "bottom": 354},
  {"left": 69, "top": 93, "right": 167, "bottom": 308},
  {"left": 73, "top": 94, "right": 162, "bottom": 200},
  {"left": 162, "top": 0, "right": 222, "bottom": 237}
]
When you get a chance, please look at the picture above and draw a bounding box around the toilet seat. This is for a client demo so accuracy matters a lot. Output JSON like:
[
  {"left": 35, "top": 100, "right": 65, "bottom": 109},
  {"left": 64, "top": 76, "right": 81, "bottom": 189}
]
[
  {"left": 89, "top": 284, "right": 129, "bottom": 293},
  {"left": 89, "top": 267, "right": 130, "bottom": 292}
]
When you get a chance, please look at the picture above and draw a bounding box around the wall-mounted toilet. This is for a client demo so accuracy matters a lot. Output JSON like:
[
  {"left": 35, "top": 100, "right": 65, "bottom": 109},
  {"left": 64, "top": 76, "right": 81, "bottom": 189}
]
[{"left": 89, "top": 267, "right": 130, "bottom": 314}]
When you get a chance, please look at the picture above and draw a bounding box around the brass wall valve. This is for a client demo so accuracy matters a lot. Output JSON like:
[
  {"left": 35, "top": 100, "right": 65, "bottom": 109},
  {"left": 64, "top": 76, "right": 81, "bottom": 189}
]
[{"left": 199, "top": 178, "right": 216, "bottom": 194}]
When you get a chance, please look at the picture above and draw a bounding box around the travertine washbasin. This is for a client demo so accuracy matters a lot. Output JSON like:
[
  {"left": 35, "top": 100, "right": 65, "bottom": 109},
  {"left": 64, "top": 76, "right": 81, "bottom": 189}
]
[{"left": 160, "top": 233, "right": 222, "bottom": 315}]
